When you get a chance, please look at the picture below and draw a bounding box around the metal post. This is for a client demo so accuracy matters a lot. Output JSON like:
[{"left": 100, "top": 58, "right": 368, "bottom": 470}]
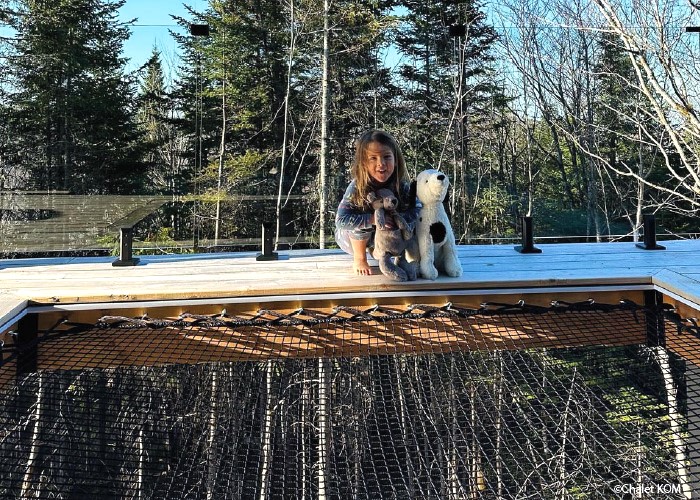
[
  {"left": 643, "top": 290, "right": 665, "bottom": 347},
  {"left": 635, "top": 214, "right": 665, "bottom": 250},
  {"left": 112, "top": 226, "right": 140, "bottom": 267},
  {"left": 256, "top": 222, "right": 278, "bottom": 261},
  {"left": 514, "top": 216, "right": 542, "bottom": 254},
  {"left": 15, "top": 313, "right": 38, "bottom": 376}
]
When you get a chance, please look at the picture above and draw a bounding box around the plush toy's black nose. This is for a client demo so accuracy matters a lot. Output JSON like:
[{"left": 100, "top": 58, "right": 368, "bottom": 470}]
[{"left": 437, "top": 174, "right": 445, "bottom": 181}]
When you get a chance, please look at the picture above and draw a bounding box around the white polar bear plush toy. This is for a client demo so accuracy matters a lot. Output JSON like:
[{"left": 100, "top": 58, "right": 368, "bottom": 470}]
[{"left": 414, "top": 169, "right": 463, "bottom": 280}]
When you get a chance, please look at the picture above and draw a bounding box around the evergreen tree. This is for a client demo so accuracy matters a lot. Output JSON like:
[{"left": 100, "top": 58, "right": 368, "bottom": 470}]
[
  {"left": 325, "top": 0, "right": 399, "bottom": 171},
  {"left": 135, "top": 48, "right": 179, "bottom": 195},
  {"left": 394, "top": 0, "right": 500, "bottom": 237},
  {"left": 172, "top": 1, "right": 290, "bottom": 199},
  {"left": 394, "top": 0, "right": 498, "bottom": 147},
  {"left": 4, "top": 0, "right": 142, "bottom": 194},
  {"left": 171, "top": 1, "right": 427, "bottom": 242},
  {"left": 171, "top": 1, "right": 291, "bottom": 242}
]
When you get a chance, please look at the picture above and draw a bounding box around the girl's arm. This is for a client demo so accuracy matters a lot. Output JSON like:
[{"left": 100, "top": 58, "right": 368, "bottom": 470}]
[{"left": 335, "top": 181, "right": 374, "bottom": 230}]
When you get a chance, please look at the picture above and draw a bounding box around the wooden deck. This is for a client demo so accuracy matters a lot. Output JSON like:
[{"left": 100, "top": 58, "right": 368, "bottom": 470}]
[
  {"left": 1, "top": 238, "right": 699, "bottom": 317},
  {"left": 1, "top": 239, "right": 700, "bottom": 373}
]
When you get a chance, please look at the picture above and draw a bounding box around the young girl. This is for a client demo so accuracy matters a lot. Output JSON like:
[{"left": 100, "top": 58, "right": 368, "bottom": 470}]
[{"left": 335, "top": 129, "right": 419, "bottom": 275}]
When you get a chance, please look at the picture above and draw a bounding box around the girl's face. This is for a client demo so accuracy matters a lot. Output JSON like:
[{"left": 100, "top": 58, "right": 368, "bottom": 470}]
[{"left": 364, "top": 141, "right": 395, "bottom": 184}]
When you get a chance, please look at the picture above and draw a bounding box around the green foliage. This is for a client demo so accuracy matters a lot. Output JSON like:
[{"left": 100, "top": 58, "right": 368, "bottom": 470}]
[
  {"left": 95, "top": 233, "right": 119, "bottom": 256},
  {"left": 135, "top": 227, "right": 193, "bottom": 255},
  {"left": 3, "top": 0, "right": 143, "bottom": 194},
  {"left": 471, "top": 184, "right": 518, "bottom": 238},
  {"left": 199, "top": 149, "right": 269, "bottom": 191},
  {"left": 533, "top": 200, "right": 629, "bottom": 238},
  {"left": 1, "top": 0, "right": 697, "bottom": 247}
]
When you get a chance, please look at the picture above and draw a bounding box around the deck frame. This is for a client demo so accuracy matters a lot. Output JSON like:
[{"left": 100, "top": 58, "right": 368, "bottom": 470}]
[{"left": 2, "top": 240, "right": 700, "bottom": 363}]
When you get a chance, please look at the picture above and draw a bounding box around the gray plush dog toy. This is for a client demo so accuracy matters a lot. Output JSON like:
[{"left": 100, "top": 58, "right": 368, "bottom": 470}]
[{"left": 367, "top": 188, "right": 418, "bottom": 282}]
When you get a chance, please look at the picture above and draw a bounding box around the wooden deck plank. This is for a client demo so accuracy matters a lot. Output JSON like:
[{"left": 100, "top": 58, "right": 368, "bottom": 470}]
[
  {"left": 1, "top": 240, "right": 699, "bottom": 312},
  {"left": 653, "top": 269, "right": 700, "bottom": 310},
  {"left": 0, "top": 254, "right": 665, "bottom": 281},
  {"left": 5, "top": 240, "right": 693, "bottom": 273},
  {"left": 0, "top": 267, "right": 652, "bottom": 305}
]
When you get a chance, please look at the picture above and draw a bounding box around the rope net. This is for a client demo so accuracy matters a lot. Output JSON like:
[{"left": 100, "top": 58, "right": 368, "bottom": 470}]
[{"left": 0, "top": 301, "right": 698, "bottom": 498}]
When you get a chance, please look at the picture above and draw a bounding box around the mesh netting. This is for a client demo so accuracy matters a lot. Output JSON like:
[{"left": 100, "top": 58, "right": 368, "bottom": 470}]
[{"left": 0, "top": 301, "right": 699, "bottom": 498}]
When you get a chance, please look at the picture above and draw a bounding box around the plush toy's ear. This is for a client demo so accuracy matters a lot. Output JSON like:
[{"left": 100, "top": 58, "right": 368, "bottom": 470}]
[
  {"left": 367, "top": 192, "right": 377, "bottom": 204},
  {"left": 408, "top": 180, "right": 417, "bottom": 207}
]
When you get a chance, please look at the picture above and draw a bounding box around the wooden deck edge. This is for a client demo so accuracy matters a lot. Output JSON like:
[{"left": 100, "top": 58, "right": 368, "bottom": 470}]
[
  {"left": 654, "top": 271, "right": 700, "bottom": 368},
  {"left": 2, "top": 304, "right": 648, "bottom": 378},
  {"left": 654, "top": 269, "right": 700, "bottom": 311},
  {"left": 11, "top": 277, "right": 656, "bottom": 307},
  {"left": 0, "top": 295, "right": 29, "bottom": 334}
]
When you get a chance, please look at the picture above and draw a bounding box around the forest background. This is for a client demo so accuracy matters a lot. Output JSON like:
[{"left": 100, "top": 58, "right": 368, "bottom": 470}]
[
  {"left": 1, "top": 3, "right": 696, "bottom": 497},
  {"left": 1, "top": 0, "right": 700, "bottom": 252}
]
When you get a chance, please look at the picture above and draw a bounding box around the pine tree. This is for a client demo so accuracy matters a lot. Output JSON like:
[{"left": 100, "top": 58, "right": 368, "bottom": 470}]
[
  {"left": 172, "top": 1, "right": 319, "bottom": 242},
  {"left": 4, "top": 0, "right": 142, "bottom": 194},
  {"left": 394, "top": 0, "right": 499, "bottom": 237},
  {"left": 395, "top": 0, "right": 498, "bottom": 150},
  {"left": 135, "top": 48, "right": 177, "bottom": 195}
]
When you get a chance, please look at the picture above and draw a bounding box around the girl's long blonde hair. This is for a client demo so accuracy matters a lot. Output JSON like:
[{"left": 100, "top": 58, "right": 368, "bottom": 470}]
[{"left": 349, "top": 129, "right": 409, "bottom": 208}]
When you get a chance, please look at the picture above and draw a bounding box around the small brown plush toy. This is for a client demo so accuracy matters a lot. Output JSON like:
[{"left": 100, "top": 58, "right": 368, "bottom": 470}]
[{"left": 366, "top": 188, "right": 418, "bottom": 281}]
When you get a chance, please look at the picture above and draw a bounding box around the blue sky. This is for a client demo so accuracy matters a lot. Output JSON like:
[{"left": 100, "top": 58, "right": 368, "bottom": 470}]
[{"left": 118, "top": 1, "right": 197, "bottom": 74}]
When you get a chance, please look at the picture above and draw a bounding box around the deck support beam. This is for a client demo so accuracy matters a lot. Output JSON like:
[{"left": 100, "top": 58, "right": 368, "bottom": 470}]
[
  {"left": 16, "top": 313, "right": 38, "bottom": 376},
  {"left": 644, "top": 290, "right": 665, "bottom": 348}
]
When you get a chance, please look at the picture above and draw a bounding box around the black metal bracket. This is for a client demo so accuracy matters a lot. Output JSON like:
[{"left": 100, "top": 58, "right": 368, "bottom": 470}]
[
  {"left": 643, "top": 290, "right": 666, "bottom": 347},
  {"left": 15, "top": 313, "right": 38, "bottom": 376},
  {"left": 112, "top": 226, "right": 141, "bottom": 267},
  {"left": 514, "top": 216, "right": 542, "bottom": 254},
  {"left": 256, "top": 222, "right": 279, "bottom": 261},
  {"left": 635, "top": 214, "right": 665, "bottom": 250}
]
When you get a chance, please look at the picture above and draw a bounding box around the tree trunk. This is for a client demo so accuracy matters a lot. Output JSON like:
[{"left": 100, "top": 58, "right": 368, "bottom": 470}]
[
  {"left": 137, "top": 424, "right": 145, "bottom": 500},
  {"left": 21, "top": 373, "right": 43, "bottom": 499},
  {"left": 317, "top": 357, "right": 330, "bottom": 499},
  {"left": 448, "top": 358, "right": 460, "bottom": 498},
  {"left": 301, "top": 371, "right": 309, "bottom": 499},
  {"left": 557, "top": 369, "right": 576, "bottom": 499},
  {"left": 215, "top": 42, "right": 227, "bottom": 245},
  {"left": 259, "top": 361, "right": 275, "bottom": 500},
  {"left": 395, "top": 356, "right": 415, "bottom": 497},
  {"left": 275, "top": 0, "right": 295, "bottom": 251},
  {"left": 655, "top": 346, "right": 691, "bottom": 498},
  {"left": 318, "top": 0, "right": 330, "bottom": 249},
  {"left": 206, "top": 369, "right": 219, "bottom": 500},
  {"left": 495, "top": 353, "right": 504, "bottom": 498}
]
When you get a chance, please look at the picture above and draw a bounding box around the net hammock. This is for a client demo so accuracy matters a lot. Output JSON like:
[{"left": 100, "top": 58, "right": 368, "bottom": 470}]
[{"left": 0, "top": 300, "right": 698, "bottom": 498}]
